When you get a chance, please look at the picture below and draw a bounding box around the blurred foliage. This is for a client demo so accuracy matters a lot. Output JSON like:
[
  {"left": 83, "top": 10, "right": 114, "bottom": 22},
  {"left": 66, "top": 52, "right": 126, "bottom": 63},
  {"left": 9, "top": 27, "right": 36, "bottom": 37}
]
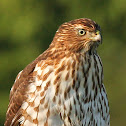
[{"left": 0, "top": 0, "right": 126, "bottom": 125}]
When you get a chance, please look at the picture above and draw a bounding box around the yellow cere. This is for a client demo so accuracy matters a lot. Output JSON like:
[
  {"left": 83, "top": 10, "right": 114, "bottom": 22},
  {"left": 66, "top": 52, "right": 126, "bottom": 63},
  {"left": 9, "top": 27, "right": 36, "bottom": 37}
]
[{"left": 96, "top": 30, "right": 100, "bottom": 35}]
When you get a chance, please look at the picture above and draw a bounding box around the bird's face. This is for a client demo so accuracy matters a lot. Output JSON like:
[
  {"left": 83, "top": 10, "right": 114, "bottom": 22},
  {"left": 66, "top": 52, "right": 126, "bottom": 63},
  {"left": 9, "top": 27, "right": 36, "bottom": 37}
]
[{"left": 52, "top": 18, "right": 102, "bottom": 53}]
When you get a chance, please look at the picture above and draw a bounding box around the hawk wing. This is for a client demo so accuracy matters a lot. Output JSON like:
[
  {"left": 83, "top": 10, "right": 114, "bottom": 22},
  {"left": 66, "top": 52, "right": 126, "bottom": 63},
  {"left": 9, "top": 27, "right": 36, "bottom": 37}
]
[
  {"left": 5, "top": 64, "right": 36, "bottom": 126},
  {"left": 4, "top": 51, "right": 50, "bottom": 126}
]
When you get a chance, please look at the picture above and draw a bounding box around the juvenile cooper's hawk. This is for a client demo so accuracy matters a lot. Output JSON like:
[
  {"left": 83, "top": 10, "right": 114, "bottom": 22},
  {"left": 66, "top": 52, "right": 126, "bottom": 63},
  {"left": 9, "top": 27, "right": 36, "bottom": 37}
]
[{"left": 5, "top": 18, "right": 110, "bottom": 126}]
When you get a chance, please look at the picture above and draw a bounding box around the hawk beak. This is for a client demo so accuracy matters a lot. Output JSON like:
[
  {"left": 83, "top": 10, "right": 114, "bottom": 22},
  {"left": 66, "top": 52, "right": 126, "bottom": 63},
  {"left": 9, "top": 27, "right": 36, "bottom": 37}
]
[{"left": 90, "top": 31, "right": 102, "bottom": 44}]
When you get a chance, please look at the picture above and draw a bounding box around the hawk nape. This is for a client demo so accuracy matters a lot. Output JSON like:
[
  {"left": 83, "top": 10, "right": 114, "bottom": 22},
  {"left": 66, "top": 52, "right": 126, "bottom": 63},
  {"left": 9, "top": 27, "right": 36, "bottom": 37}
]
[{"left": 5, "top": 18, "right": 110, "bottom": 126}]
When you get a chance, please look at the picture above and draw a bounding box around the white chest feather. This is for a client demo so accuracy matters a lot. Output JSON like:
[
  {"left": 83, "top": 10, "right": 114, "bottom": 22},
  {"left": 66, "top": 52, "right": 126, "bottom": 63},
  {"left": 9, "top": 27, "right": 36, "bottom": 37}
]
[{"left": 19, "top": 54, "right": 110, "bottom": 126}]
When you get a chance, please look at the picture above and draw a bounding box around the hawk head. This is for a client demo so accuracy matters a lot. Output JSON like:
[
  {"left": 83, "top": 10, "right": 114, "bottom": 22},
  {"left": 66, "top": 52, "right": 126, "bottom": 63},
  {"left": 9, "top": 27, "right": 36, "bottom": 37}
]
[{"left": 51, "top": 18, "right": 102, "bottom": 54}]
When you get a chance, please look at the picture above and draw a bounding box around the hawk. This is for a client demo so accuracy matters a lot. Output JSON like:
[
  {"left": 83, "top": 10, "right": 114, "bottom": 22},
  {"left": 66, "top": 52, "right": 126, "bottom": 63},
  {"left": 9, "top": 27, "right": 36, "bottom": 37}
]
[{"left": 5, "top": 18, "right": 110, "bottom": 126}]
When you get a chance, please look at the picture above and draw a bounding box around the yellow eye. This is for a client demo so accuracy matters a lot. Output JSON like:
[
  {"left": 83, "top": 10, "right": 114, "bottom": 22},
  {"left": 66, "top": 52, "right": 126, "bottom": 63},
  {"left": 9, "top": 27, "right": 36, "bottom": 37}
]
[{"left": 78, "top": 29, "right": 86, "bottom": 36}]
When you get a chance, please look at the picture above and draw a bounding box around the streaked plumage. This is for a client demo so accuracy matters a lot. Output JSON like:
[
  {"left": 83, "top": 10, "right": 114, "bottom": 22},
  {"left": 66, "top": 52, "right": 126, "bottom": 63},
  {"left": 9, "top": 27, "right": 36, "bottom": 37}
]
[{"left": 5, "top": 18, "right": 110, "bottom": 126}]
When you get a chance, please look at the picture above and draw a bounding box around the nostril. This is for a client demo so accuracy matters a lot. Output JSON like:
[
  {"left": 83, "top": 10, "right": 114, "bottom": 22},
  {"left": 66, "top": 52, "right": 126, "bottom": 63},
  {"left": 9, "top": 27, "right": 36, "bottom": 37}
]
[{"left": 96, "top": 30, "right": 100, "bottom": 35}]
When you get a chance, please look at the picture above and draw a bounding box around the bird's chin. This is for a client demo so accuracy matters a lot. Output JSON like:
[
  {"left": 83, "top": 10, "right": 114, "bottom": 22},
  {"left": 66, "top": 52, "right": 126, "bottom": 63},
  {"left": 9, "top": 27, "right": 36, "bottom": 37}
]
[
  {"left": 80, "top": 41, "right": 100, "bottom": 54},
  {"left": 90, "top": 39, "right": 102, "bottom": 54}
]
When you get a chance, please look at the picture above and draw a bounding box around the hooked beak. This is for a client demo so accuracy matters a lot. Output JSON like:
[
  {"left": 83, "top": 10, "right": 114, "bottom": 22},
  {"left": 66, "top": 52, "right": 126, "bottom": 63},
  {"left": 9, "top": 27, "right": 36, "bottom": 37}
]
[{"left": 90, "top": 31, "right": 102, "bottom": 44}]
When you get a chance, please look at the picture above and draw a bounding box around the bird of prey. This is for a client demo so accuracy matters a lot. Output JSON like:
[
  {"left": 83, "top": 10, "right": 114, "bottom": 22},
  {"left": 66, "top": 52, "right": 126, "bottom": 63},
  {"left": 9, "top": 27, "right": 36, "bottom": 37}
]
[{"left": 5, "top": 18, "right": 110, "bottom": 126}]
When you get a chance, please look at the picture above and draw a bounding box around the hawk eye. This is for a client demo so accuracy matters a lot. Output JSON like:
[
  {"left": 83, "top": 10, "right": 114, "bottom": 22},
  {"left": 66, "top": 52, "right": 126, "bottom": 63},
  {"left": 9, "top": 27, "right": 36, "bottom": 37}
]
[{"left": 78, "top": 29, "right": 86, "bottom": 36}]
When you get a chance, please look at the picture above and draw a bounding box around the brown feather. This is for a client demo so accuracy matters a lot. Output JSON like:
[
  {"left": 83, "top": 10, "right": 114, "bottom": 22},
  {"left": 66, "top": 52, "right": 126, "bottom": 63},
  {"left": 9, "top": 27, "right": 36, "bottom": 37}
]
[{"left": 5, "top": 18, "right": 108, "bottom": 126}]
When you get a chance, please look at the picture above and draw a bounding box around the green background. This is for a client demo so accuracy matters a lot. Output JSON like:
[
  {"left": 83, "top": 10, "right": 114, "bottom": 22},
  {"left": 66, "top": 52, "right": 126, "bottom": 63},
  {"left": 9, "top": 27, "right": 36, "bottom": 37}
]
[{"left": 0, "top": 0, "right": 126, "bottom": 125}]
